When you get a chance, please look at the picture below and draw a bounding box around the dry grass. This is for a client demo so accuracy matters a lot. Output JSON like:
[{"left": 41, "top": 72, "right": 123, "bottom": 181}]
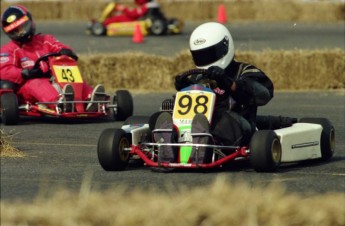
[
  {"left": 1, "top": 176, "right": 344, "bottom": 226},
  {"left": 78, "top": 49, "right": 345, "bottom": 91},
  {"left": 0, "top": 129, "right": 25, "bottom": 158},
  {"left": 0, "top": 0, "right": 344, "bottom": 22}
]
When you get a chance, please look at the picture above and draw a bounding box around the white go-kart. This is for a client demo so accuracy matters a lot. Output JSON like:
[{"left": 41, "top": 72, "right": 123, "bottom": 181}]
[{"left": 97, "top": 69, "right": 335, "bottom": 172}]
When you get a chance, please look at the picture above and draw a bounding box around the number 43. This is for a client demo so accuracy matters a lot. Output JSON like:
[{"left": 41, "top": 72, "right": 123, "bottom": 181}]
[{"left": 61, "top": 69, "right": 75, "bottom": 82}]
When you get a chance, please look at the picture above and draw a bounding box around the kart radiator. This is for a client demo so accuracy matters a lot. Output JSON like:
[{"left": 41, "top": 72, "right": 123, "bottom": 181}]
[{"left": 161, "top": 98, "right": 174, "bottom": 111}]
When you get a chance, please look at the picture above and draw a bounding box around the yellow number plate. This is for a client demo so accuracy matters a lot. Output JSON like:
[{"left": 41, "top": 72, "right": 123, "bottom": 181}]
[
  {"left": 53, "top": 65, "right": 83, "bottom": 83},
  {"left": 173, "top": 91, "right": 215, "bottom": 122}
]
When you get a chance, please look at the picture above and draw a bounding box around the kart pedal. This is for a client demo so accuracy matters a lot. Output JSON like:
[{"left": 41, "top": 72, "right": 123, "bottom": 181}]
[
  {"left": 153, "top": 112, "right": 175, "bottom": 163},
  {"left": 190, "top": 114, "right": 211, "bottom": 164},
  {"left": 86, "top": 84, "right": 106, "bottom": 112}
]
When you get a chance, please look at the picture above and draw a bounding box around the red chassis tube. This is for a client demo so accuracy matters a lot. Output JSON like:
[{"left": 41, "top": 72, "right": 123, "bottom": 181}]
[
  {"left": 1, "top": 87, "right": 110, "bottom": 119},
  {"left": 130, "top": 145, "right": 250, "bottom": 169},
  {"left": 20, "top": 110, "right": 107, "bottom": 118},
  {"left": 19, "top": 103, "right": 108, "bottom": 118}
]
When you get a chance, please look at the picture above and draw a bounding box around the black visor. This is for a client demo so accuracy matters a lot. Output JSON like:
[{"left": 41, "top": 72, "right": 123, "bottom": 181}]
[
  {"left": 191, "top": 36, "right": 229, "bottom": 67},
  {"left": 7, "top": 20, "right": 32, "bottom": 41}
]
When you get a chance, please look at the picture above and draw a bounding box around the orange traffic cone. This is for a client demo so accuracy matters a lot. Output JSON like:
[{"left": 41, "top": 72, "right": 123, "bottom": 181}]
[
  {"left": 217, "top": 4, "right": 227, "bottom": 24},
  {"left": 132, "top": 24, "right": 144, "bottom": 43}
]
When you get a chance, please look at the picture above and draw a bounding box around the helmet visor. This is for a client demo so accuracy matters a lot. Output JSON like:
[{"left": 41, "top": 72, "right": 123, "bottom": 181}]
[
  {"left": 3, "top": 15, "right": 31, "bottom": 41},
  {"left": 190, "top": 36, "right": 229, "bottom": 67}
]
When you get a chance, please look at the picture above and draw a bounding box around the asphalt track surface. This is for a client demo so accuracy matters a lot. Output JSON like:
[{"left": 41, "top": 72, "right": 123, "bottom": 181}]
[
  {"left": 1, "top": 22, "right": 344, "bottom": 201},
  {"left": 1, "top": 21, "right": 345, "bottom": 54}
]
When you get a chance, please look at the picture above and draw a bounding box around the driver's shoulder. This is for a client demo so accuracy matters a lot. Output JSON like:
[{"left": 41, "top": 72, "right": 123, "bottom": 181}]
[
  {"left": 1, "top": 41, "right": 20, "bottom": 53},
  {"left": 33, "top": 33, "right": 57, "bottom": 42}
]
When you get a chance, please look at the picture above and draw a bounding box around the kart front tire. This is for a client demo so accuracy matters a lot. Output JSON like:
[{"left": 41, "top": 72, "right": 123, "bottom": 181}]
[
  {"left": 114, "top": 90, "right": 133, "bottom": 121},
  {"left": 149, "top": 18, "right": 168, "bottom": 36},
  {"left": 97, "top": 128, "right": 130, "bottom": 171},
  {"left": 91, "top": 22, "right": 106, "bottom": 36},
  {"left": 250, "top": 130, "right": 282, "bottom": 172},
  {"left": 299, "top": 118, "right": 335, "bottom": 161},
  {"left": 1, "top": 92, "right": 19, "bottom": 125}
]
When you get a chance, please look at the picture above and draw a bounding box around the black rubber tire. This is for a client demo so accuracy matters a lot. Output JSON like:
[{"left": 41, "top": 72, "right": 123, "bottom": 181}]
[
  {"left": 91, "top": 22, "right": 106, "bottom": 36},
  {"left": 114, "top": 90, "right": 133, "bottom": 121},
  {"left": 299, "top": 117, "right": 335, "bottom": 161},
  {"left": 1, "top": 92, "right": 19, "bottom": 125},
  {"left": 149, "top": 17, "right": 168, "bottom": 36},
  {"left": 250, "top": 130, "right": 282, "bottom": 172},
  {"left": 97, "top": 128, "right": 130, "bottom": 171}
]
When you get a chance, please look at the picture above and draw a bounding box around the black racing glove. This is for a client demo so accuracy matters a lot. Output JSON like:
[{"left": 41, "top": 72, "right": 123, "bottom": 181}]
[
  {"left": 206, "top": 66, "right": 233, "bottom": 89},
  {"left": 59, "top": 48, "right": 78, "bottom": 61},
  {"left": 174, "top": 75, "right": 191, "bottom": 91},
  {"left": 21, "top": 68, "right": 45, "bottom": 80}
]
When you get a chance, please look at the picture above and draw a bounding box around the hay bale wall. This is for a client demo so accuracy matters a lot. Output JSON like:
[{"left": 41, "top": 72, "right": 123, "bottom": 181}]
[
  {"left": 1, "top": 0, "right": 344, "bottom": 22},
  {"left": 78, "top": 50, "right": 345, "bottom": 91}
]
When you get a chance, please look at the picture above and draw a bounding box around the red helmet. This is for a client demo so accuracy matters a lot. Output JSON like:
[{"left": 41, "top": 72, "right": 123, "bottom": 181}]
[{"left": 1, "top": 5, "right": 36, "bottom": 44}]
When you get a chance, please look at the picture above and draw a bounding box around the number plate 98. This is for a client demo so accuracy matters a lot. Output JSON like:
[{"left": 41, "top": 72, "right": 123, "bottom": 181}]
[{"left": 173, "top": 91, "right": 215, "bottom": 122}]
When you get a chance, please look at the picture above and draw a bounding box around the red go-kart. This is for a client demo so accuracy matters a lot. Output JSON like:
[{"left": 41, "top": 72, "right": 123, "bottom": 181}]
[
  {"left": 0, "top": 52, "right": 133, "bottom": 125},
  {"left": 86, "top": 2, "right": 183, "bottom": 36}
]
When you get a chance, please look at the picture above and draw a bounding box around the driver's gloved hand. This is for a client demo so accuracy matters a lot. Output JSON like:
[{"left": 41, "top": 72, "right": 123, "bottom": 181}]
[
  {"left": 206, "top": 66, "right": 233, "bottom": 89},
  {"left": 21, "top": 67, "right": 44, "bottom": 80},
  {"left": 58, "top": 48, "right": 78, "bottom": 61},
  {"left": 175, "top": 75, "right": 191, "bottom": 91}
]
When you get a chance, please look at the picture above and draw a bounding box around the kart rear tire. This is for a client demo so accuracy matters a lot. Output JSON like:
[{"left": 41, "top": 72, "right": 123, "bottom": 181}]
[
  {"left": 97, "top": 128, "right": 130, "bottom": 171},
  {"left": 299, "top": 118, "right": 335, "bottom": 161},
  {"left": 150, "top": 17, "right": 168, "bottom": 36},
  {"left": 91, "top": 22, "right": 106, "bottom": 36},
  {"left": 1, "top": 92, "right": 19, "bottom": 125},
  {"left": 250, "top": 130, "right": 282, "bottom": 172},
  {"left": 114, "top": 90, "right": 133, "bottom": 121}
]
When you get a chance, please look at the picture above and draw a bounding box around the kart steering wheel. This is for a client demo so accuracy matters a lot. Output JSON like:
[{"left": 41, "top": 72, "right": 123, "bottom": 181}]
[
  {"left": 178, "top": 68, "right": 207, "bottom": 83},
  {"left": 178, "top": 68, "right": 216, "bottom": 87},
  {"left": 32, "top": 52, "right": 62, "bottom": 71}
]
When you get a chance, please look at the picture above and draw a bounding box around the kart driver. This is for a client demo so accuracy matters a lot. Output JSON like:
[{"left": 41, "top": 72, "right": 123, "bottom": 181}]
[
  {"left": 154, "top": 22, "right": 274, "bottom": 163},
  {"left": 0, "top": 5, "right": 105, "bottom": 112},
  {"left": 103, "top": 0, "right": 160, "bottom": 26}
]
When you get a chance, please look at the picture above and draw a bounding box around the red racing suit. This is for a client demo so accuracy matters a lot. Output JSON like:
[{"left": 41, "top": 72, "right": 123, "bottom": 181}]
[{"left": 0, "top": 34, "right": 93, "bottom": 107}]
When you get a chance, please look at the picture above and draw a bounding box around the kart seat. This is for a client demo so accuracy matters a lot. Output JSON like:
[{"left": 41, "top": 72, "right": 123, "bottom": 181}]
[{"left": 0, "top": 80, "right": 18, "bottom": 91}]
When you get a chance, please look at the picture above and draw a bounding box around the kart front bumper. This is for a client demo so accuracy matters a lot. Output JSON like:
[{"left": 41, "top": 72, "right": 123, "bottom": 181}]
[{"left": 130, "top": 143, "right": 250, "bottom": 169}]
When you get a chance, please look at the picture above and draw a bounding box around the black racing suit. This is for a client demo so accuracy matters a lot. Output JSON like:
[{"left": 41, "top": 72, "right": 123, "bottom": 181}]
[
  {"left": 176, "top": 59, "right": 274, "bottom": 146},
  {"left": 211, "top": 60, "right": 273, "bottom": 146}
]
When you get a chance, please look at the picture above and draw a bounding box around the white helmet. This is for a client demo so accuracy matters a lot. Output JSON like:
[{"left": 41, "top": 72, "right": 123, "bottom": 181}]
[{"left": 189, "top": 22, "right": 234, "bottom": 69}]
